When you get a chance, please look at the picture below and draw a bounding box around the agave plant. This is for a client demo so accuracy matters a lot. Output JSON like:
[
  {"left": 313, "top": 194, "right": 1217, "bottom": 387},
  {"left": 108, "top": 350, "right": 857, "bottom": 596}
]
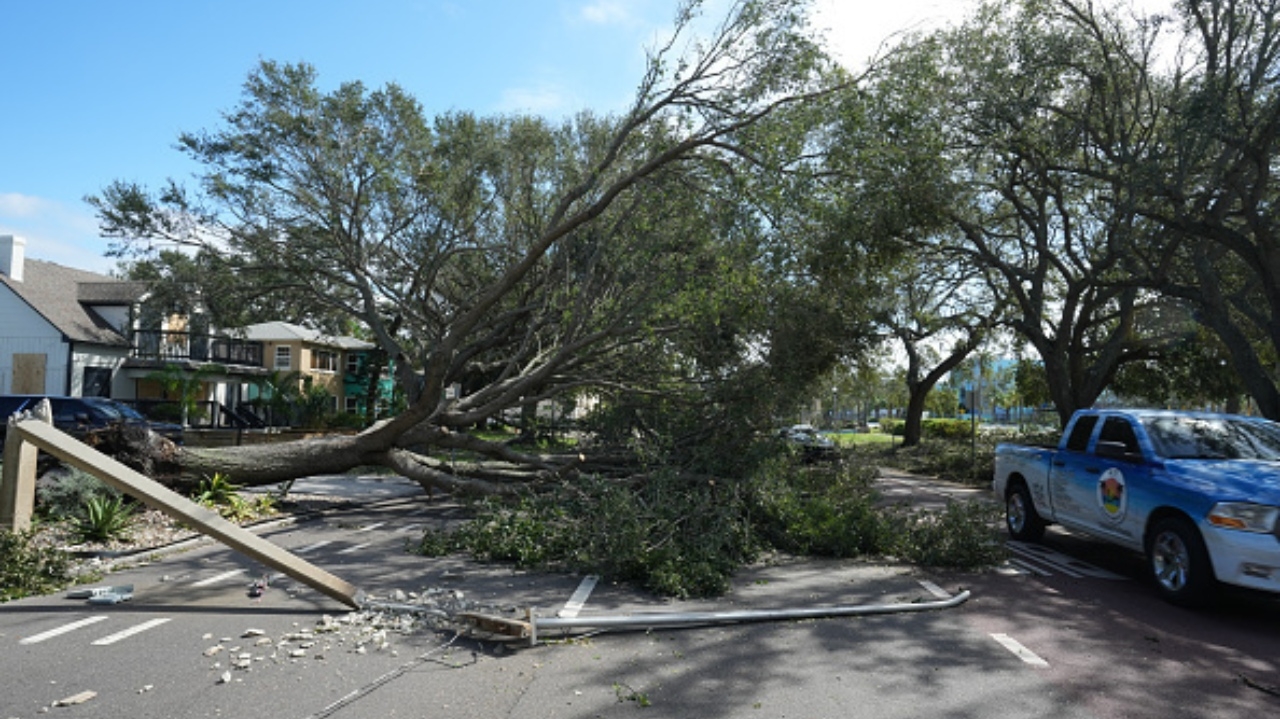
[{"left": 71, "top": 496, "right": 135, "bottom": 544}]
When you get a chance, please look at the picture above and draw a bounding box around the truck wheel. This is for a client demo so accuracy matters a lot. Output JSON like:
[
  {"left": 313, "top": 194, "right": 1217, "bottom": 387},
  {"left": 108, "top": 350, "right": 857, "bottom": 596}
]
[
  {"left": 1005, "top": 482, "right": 1045, "bottom": 542},
  {"left": 1147, "top": 517, "right": 1214, "bottom": 607}
]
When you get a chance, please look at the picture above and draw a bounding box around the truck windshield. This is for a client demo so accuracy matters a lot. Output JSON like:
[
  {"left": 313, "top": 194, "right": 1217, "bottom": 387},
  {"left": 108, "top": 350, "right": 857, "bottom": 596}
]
[{"left": 1141, "top": 416, "right": 1280, "bottom": 460}]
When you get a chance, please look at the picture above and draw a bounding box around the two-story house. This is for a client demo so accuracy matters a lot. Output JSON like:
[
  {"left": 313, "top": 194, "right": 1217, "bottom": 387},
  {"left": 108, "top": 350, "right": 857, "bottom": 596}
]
[
  {"left": 240, "top": 321, "right": 395, "bottom": 420},
  {"left": 0, "top": 235, "right": 268, "bottom": 425}
]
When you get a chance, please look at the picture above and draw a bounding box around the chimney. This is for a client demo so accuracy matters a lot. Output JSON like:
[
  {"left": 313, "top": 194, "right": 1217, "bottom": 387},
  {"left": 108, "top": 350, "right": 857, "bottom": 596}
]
[{"left": 0, "top": 235, "right": 25, "bottom": 282}]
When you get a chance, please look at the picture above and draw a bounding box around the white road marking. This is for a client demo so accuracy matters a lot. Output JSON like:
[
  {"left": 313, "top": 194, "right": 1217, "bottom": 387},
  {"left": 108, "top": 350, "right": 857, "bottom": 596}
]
[
  {"left": 1006, "top": 542, "right": 1124, "bottom": 579},
  {"left": 191, "top": 569, "right": 246, "bottom": 587},
  {"left": 558, "top": 575, "right": 600, "bottom": 618},
  {"left": 20, "top": 616, "right": 109, "bottom": 645},
  {"left": 991, "top": 633, "right": 1050, "bottom": 667},
  {"left": 91, "top": 618, "right": 171, "bottom": 646},
  {"left": 337, "top": 542, "right": 372, "bottom": 555},
  {"left": 394, "top": 523, "right": 423, "bottom": 534},
  {"left": 356, "top": 522, "right": 387, "bottom": 532},
  {"left": 1006, "top": 558, "right": 1052, "bottom": 577},
  {"left": 295, "top": 540, "right": 333, "bottom": 554},
  {"left": 917, "top": 580, "right": 951, "bottom": 599}
]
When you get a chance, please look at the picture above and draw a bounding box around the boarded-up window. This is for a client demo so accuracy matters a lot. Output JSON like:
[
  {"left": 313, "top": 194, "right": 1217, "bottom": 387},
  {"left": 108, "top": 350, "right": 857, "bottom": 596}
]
[{"left": 12, "top": 354, "right": 47, "bottom": 394}]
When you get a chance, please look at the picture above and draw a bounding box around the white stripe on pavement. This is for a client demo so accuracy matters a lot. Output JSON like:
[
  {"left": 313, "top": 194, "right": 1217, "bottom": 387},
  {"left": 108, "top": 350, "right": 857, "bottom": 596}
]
[
  {"left": 917, "top": 580, "right": 951, "bottom": 599},
  {"left": 394, "top": 524, "right": 422, "bottom": 534},
  {"left": 337, "top": 542, "right": 372, "bottom": 555},
  {"left": 20, "top": 616, "right": 109, "bottom": 645},
  {"left": 991, "top": 633, "right": 1049, "bottom": 667},
  {"left": 191, "top": 569, "right": 246, "bottom": 587},
  {"left": 295, "top": 540, "right": 333, "bottom": 554},
  {"left": 92, "top": 618, "right": 171, "bottom": 646},
  {"left": 356, "top": 522, "right": 387, "bottom": 532},
  {"left": 558, "top": 575, "right": 600, "bottom": 618}
]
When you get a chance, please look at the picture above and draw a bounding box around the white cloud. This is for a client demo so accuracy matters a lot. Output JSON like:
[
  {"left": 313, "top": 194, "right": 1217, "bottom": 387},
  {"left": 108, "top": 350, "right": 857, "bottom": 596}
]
[
  {"left": 580, "top": 0, "right": 632, "bottom": 25},
  {"left": 498, "top": 84, "right": 574, "bottom": 115},
  {"left": 812, "top": 0, "right": 970, "bottom": 69},
  {"left": 0, "top": 192, "right": 50, "bottom": 218},
  {"left": 0, "top": 193, "right": 115, "bottom": 274}
]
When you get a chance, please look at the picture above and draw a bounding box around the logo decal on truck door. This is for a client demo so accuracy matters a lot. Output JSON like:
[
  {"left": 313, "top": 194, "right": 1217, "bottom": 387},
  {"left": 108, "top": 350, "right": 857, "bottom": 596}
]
[{"left": 1097, "top": 468, "right": 1127, "bottom": 522}]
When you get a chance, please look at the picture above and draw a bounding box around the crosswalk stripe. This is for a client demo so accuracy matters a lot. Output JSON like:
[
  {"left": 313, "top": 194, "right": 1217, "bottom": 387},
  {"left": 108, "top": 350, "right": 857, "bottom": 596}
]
[
  {"left": 91, "top": 618, "right": 171, "bottom": 646},
  {"left": 191, "top": 569, "right": 246, "bottom": 587},
  {"left": 558, "top": 575, "right": 599, "bottom": 618},
  {"left": 991, "top": 633, "right": 1049, "bottom": 667},
  {"left": 20, "top": 616, "right": 109, "bottom": 645}
]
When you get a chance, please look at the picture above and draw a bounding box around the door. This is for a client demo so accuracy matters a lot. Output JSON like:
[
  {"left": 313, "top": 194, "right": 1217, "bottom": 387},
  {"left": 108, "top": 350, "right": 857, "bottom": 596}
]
[
  {"left": 1062, "top": 415, "right": 1149, "bottom": 544},
  {"left": 1047, "top": 414, "right": 1100, "bottom": 525}
]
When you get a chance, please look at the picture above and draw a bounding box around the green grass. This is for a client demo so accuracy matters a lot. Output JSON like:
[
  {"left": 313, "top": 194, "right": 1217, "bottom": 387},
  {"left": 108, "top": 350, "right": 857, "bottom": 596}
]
[{"left": 829, "top": 431, "right": 896, "bottom": 448}]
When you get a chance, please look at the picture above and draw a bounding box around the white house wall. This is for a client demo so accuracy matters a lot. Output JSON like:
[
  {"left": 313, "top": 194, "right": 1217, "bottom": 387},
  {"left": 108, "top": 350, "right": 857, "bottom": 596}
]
[
  {"left": 0, "top": 287, "right": 69, "bottom": 394},
  {"left": 72, "top": 344, "right": 128, "bottom": 397}
]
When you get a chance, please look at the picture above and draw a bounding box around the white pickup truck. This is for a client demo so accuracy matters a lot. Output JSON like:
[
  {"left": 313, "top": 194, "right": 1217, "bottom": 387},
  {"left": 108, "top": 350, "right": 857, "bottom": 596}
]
[{"left": 993, "top": 409, "right": 1280, "bottom": 605}]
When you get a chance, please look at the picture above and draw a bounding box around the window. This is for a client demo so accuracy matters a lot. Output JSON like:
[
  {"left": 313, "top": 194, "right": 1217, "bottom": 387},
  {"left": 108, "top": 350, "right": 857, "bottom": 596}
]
[
  {"left": 1098, "top": 417, "right": 1140, "bottom": 455},
  {"left": 274, "top": 346, "right": 292, "bottom": 370},
  {"left": 312, "top": 350, "right": 338, "bottom": 372},
  {"left": 346, "top": 353, "right": 361, "bottom": 375},
  {"left": 82, "top": 367, "right": 113, "bottom": 397},
  {"left": 1065, "top": 415, "right": 1099, "bottom": 452},
  {"left": 345, "top": 397, "right": 360, "bottom": 414}
]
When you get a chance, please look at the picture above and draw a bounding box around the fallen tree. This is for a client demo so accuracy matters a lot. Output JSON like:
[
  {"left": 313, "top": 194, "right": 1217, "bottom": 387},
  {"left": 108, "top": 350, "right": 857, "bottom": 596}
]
[{"left": 89, "top": 0, "right": 865, "bottom": 493}]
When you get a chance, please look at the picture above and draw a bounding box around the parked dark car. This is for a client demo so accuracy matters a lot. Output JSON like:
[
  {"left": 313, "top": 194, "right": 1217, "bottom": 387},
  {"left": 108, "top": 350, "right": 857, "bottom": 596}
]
[
  {"left": 0, "top": 395, "right": 184, "bottom": 446},
  {"left": 778, "top": 424, "right": 839, "bottom": 462}
]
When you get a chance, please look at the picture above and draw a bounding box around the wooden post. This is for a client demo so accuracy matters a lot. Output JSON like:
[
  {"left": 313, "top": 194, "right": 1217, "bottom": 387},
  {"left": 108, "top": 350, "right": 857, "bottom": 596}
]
[
  {"left": 1, "top": 420, "right": 41, "bottom": 532},
  {"left": 6, "top": 419, "right": 364, "bottom": 609}
]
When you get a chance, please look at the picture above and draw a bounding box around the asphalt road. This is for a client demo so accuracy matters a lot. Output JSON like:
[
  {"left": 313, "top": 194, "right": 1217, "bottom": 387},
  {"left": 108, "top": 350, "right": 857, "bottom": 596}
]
[{"left": 2, "top": 474, "right": 1278, "bottom": 719}]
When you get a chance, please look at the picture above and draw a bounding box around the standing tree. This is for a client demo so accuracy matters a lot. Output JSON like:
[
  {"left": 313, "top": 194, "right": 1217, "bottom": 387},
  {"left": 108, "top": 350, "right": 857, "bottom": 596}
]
[{"left": 87, "top": 0, "right": 858, "bottom": 491}]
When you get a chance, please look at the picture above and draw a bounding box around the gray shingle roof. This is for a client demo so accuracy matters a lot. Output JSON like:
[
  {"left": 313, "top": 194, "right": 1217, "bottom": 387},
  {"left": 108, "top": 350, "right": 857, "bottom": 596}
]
[
  {"left": 241, "top": 321, "right": 374, "bottom": 350},
  {"left": 0, "top": 259, "right": 144, "bottom": 347}
]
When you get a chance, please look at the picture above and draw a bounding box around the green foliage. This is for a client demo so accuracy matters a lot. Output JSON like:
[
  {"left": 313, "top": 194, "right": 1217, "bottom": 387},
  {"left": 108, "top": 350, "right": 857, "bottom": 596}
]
[
  {"left": 884, "top": 501, "right": 1006, "bottom": 568},
  {"left": 423, "top": 473, "right": 758, "bottom": 598},
  {"left": 418, "top": 449, "right": 1005, "bottom": 598},
  {"left": 749, "top": 459, "right": 888, "bottom": 557},
  {"left": 879, "top": 418, "right": 905, "bottom": 436},
  {"left": 36, "top": 467, "right": 120, "bottom": 520},
  {"left": 921, "top": 418, "right": 974, "bottom": 440},
  {"left": 0, "top": 530, "right": 73, "bottom": 602},
  {"left": 195, "top": 472, "right": 241, "bottom": 506},
  {"left": 71, "top": 496, "right": 135, "bottom": 544}
]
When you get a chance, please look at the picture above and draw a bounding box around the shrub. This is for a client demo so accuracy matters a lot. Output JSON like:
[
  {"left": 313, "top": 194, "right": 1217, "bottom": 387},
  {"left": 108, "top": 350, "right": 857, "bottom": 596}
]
[
  {"left": 0, "top": 530, "right": 73, "bottom": 601},
  {"left": 195, "top": 473, "right": 241, "bottom": 506},
  {"left": 71, "top": 495, "right": 135, "bottom": 544},
  {"left": 879, "top": 419, "right": 905, "bottom": 436},
  {"left": 921, "top": 418, "right": 975, "bottom": 440},
  {"left": 37, "top": 467, "right": 120, "bottom": 521}
]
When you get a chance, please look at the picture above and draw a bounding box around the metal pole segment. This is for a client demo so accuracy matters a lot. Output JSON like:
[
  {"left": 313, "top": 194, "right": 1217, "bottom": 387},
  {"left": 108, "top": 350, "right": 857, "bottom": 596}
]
[{"left": 528, "top": 589, "right": 971, "bottom": 644}]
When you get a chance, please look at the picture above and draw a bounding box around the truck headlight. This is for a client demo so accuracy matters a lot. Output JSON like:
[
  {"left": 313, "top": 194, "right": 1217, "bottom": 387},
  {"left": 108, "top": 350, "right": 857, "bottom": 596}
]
[{"left": 1207, "top": 502, "right": 1280, "bottom": 533}]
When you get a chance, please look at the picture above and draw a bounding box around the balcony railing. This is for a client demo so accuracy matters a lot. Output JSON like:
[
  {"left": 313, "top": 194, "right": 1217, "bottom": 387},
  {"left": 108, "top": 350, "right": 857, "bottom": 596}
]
[{"left": 131, "top": 330, "right": 264, "bottom": 368}]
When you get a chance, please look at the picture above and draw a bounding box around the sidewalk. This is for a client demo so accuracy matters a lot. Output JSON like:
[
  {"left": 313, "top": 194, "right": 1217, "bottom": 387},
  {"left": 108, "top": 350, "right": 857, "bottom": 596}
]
[{"left": 875, "top": 467, "right": 994, "bottom": 510}]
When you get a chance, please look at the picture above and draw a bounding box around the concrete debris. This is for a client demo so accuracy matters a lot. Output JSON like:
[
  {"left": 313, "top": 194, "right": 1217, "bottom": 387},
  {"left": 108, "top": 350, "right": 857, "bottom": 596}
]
[
  {"left": 202, "top": 585, "right": 511, "bottom": 685},
  {"left": 52, "top": 691, "right": 96, "bottom": 707}
]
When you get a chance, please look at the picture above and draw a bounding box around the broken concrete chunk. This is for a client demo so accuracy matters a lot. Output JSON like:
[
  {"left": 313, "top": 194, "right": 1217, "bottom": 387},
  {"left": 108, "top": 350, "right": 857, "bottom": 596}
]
[{"left": 52, "top": 690, "right": 96, "bottom": 706}]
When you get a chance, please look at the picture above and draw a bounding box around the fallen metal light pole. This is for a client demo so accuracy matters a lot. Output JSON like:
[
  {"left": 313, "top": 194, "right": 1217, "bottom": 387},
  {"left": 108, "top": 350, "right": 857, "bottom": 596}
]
[{"left": 461, "top": 589, "right": 971, "bottom": 646}]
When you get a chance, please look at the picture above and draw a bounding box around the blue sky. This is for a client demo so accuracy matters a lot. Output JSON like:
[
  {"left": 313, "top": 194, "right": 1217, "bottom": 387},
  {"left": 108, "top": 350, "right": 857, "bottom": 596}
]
[{"left": 0, "top": 0, "right": 977, "bottom": 274}]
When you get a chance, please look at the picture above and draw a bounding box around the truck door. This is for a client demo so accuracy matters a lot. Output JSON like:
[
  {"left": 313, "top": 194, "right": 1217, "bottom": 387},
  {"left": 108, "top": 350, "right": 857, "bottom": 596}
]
[
  {"left": 1062, "top": 415, "right": 1149, "bottom": 544},
  {"left": 1048, "top": 414, "right": 1100, "bottom": 525}
]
